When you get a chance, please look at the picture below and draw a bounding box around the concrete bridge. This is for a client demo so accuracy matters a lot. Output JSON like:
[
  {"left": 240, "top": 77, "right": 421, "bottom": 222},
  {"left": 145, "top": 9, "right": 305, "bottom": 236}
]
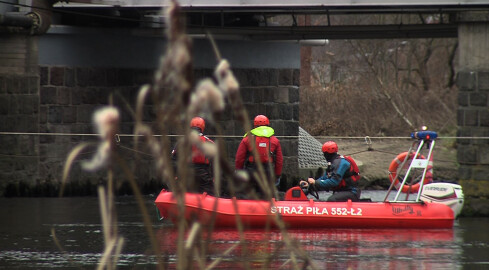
[{"left": 1, "top": 0, "right": 489, "bottom": 215}]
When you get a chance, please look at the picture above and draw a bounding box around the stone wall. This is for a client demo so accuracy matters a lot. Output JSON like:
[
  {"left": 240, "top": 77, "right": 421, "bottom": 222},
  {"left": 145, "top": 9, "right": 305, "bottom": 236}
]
[
  {"left": 456, "top": 22, "right": 489, "bottom": 216},
  {"left": 1, "top": 63, "right": 299, "bottom": 196},
  {"left": 456, "top": 70, "right": 489, "bottom": 216},
  {"left": 0, "top": 34, "right": 40, "bottom": 195}
]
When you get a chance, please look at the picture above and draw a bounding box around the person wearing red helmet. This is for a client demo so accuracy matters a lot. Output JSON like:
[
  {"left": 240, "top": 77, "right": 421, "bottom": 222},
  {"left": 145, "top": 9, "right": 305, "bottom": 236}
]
[
  {"left": 299, "top": 141, "right": 361, "bottom": 202},
  {"left": 235, "top": 114, "right": 283, "bottom": 199},
  {"left": 172, "top": 117, "right": 215, "bottom": 195}
]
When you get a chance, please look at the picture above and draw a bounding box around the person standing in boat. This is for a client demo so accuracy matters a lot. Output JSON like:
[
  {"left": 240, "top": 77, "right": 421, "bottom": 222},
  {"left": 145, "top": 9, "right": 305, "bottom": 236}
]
[
  {"left": 172, "top": 117, "right": 215, "bottom": 195},
  {"left": 300, "top": 141, "right": 361, "bottom": 202},
  {"left": 235, "top": 114, "right": 283, "bottom": 199}
]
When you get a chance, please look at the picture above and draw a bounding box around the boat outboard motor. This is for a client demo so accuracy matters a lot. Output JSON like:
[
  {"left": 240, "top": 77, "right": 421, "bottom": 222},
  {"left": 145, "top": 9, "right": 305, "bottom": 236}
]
[{"left": 420, "top": 183, "right": 464, "bottom": 218}]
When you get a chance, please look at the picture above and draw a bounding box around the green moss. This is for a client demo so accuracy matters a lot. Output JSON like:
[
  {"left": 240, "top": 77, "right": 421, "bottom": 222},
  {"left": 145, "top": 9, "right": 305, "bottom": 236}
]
[{"left": 459, "top": 179, "right": 489, "bottom": 197}]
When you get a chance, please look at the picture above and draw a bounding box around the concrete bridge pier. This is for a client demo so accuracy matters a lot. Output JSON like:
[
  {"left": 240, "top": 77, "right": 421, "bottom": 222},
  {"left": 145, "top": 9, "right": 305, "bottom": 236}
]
[{"left": 457, "top": 14, "right": 489, "bottom": 216}]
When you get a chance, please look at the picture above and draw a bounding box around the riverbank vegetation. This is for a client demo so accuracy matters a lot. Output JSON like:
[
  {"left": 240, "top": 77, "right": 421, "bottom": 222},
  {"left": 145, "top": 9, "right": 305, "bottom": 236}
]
[{"left": 300, "top": 15, "right": 458, "bottom": 137}]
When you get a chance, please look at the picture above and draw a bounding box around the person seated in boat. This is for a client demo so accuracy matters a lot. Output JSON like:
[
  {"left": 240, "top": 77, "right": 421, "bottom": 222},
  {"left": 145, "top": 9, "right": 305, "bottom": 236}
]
[
  {"left": 171, "top": 117, "right": 215, "bottom": 195},
  {"left": 299, "top": 141, "right": 361, "bottom": 202},
  {"left": 234, "top": 114, "right": 283, "bottom": 199}
]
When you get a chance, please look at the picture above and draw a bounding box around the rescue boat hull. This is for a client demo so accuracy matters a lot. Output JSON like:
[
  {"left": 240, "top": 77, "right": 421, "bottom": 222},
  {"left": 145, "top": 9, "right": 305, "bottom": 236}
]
[{"left": 154, "top": 189, "right": 455, "bottom": 229}]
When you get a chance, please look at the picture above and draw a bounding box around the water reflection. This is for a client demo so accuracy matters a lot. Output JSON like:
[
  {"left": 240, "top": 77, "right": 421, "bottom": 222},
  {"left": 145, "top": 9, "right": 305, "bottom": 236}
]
[
  {"left": 0, "top": 196, "right": 488, "bottom": 269},
  {"left": 156, "top": 226, "right": 461, "bottom": 269}
]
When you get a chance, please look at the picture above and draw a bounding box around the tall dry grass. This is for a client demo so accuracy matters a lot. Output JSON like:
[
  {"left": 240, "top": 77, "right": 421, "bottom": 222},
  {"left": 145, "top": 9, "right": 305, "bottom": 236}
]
[{"left": 60, "top": 0, "right": 315, "bottom": 269}]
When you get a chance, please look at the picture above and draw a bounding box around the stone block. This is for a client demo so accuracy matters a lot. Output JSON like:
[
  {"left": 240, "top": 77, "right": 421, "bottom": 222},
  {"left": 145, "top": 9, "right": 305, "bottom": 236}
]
[
  {"left": 478, "top": 145, "right": 489, "bottom": 164},
  {"left": 0, "top": 134, "right": 17, "bottom": 154},
  {"left": 18, "top": 135, "right": 38, "bottom": 155},
  {"left": 289, "top": 86, "right": 299, "bottom": 103},
  {"left": 470, "top": 92, "right": 488, "bottom": 106},
  {"left": 76, "top": 68, "right": 90, "bottom": 87},
  {"left": 239, "top": 87, "right": 253, "bottom": 103},
  {"left": 40, "top": 86, "right": 57, "bottom": 104},
  {"left": 293, "top": 105, "right": 299, "bottom": 121},
  {"left": 232, "top": 69, "right": 250, "bottom": 87},
  {"left": 117, "top": 69, "right": 134, "bottom": 86},
  {"left": 272, "top": 120, "right": 285, "bottom": 137},
  {"left": 460, "top": 179, "right": 489, "bottom": 197},
  {"left": 71, "top": 87, "right": 82, "bottom": 105},
  {"left": 292, "top": 69, "right": 300, "bottom": 86},
  {"left": 14, "top": 115, "right": 38, "bottom": 132},
  {"left": 133, "top": 69, "right": 153, "bottom": 85},
  {"left": 119, "top": 109, "right": 132, "bottom": 123},
  {"left": 81, "top": 88, "right": 101, "bottom": 104},
  {"left": 248, "top": 69, "right": 278, "bottom": 86},
  {"left": 279, "top": 104, "right": 293, "bottom": 120},
  {"left": 278, "top": 69, "right": 294, "bottom": 86},
  {"left": 470, "top": 130, "right": 489, "bottom": 146},
  {"left": 20, "top": 95, "right": 39, "bottom": 115},
  {"left": 39, "top": 125, "right": 54, "bottom": 144},
  {"left": 283, "top": 121, "right": 299, "bottom": 136},
  {"left": 457, "top": 109, "right": 464, "bottom": 127},
  {"left": 77, "top": 105, "right": 97, "bottom": 123},
  {"left": 274, "top": 87, "right": 289, "bottom": 103},
  {"left": 88, "top": 68, "right": 107, "bottom": 87},
  {"left": 280, "top": 139, "right": 293, "bottom": 156},
  {"left": 246, "top": 104, "right": 266, "bottom": 120},
  {"left": 62, "top": 106, "right": 76, "bottom": 123},
  {"left": 481, "top": 111, "right": 489, "bottom": 127},
  {"left": 6, "top": 76, "right": 20, "bottom": 94},
  {"left": 473, "top": 165, "right": 489, "bottom": 180},
  {"left": 234, "top": 123, "right": 245, "bottom": 137},
  {"left": 0, "top": 77, "right": 6, "bottom": 94},
  {"left": 458, "top": 165, "right": 472, "bottom": 179},
  {"left": 456, "top": 127, "right": 473, "bottom": 145},
  {"left": 457, "top": 145, "right": 477, "bottom": 164},
  {"left": 0, "top": 156, "right": 14, "bottom": 173},
  {"left": 456, "top": 71, "right": 476, "bottom": 90},
  {"left": 282, "top": 156, "right": 299, "bottom": 177},
  {"left": 464, "top": 197, "right": 489, "bottom": 217},
  {"left": 264, "top": 88, "right": 276, "bottom": 102},
  {"left": 478, "top": 71, "right": 489, "bottom": 90},
  {"left": 58, "top": 87, "right": 71, "bottom": 105},
  {"left": 266, "top": 104, "right": 280, "bottom": 120},
  {"left": 458, "top": 92, "right": 469, "bottom": 106},
  {"left": 252, "top": 88, "right": 265, "bottom": 103},
  {"left": 18, "top": 76, "right": 29, "bottom": 94},
  {"left": 0, "top": 96, "right": 8, "bottom": 115},
  {"left": 40, "top": 66, "right": 48, "bottom": 86},
  {"left": 219, "top": 119, "right": 235, "bottom": 136},
  {"left": 464, "top": 109, "right": 478, "bottom": 126},
  {"left": 50, "top": 67, "right": 65, "bottom": 86},
  {"left": 48, "top": 106, "right": 63, "bottom": 124},
  {"left": 28, "top": 76, "right": 39, "bottom": 94},
  {"left": 65, "top": 68, "right": 75, "bottom": 87}
]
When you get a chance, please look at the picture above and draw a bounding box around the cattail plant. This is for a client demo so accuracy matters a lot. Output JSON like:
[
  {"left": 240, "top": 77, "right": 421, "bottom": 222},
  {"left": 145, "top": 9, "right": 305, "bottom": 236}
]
[{"left": 61, "top": 0, "right": 316, "bottom": 269}]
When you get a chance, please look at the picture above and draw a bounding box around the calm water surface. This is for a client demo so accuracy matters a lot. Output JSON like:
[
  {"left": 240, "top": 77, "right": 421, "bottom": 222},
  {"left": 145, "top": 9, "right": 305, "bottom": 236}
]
[{"left": 0, "top": 191, "right": 488, "bottom": 269}]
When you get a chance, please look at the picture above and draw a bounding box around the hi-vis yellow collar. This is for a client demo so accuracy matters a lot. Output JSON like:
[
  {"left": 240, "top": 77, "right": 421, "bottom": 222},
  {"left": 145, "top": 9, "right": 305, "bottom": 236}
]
[{"left": 244, "top": 126, "right": 275, "bottom": 138}]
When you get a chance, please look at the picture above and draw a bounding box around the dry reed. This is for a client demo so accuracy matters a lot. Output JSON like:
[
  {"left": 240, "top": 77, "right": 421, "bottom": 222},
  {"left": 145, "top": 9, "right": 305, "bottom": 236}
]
[{"left": 59, "top": 0, "right": 316, "bottom": 269}]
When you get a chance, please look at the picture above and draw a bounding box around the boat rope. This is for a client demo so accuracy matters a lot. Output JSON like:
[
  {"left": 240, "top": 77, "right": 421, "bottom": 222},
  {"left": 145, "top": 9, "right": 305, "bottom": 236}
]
[
  {"left": 1, "top": 131, "right": 488, "bottom": 140},
  {"left": 0, "top": 132, "right": 459, "bottom": 165},
  {"left": 0, "top": 150, "right": 96, "bottom": 159}
]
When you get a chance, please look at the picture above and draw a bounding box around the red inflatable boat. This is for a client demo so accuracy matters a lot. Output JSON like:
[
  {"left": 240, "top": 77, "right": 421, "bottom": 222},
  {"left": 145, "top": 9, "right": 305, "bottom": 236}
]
[
  {"left": 155, "top": 130, "right": 462, "bottom": 229},
  {"left": 154, "top": 185, "right": 456, "bottom": 229}
]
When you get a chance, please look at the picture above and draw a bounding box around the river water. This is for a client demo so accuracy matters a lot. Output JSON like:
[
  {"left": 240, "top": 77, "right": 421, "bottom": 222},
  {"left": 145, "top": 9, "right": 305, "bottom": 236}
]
[{"left": 0, "top": 191, "right": 488, "bottom": 269}]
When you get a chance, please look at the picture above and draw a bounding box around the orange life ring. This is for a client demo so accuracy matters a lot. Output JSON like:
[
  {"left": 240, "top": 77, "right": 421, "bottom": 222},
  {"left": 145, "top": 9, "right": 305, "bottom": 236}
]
[{"left": 388, "top": 152, "right": 433, "bottom": 193}]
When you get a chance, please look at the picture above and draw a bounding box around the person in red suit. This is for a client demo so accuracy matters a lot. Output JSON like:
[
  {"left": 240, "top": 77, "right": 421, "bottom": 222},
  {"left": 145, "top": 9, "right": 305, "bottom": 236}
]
[
  {"left": 172, "top": 117, "right": 215, "bottom": 195},
  {"left": 235, "top": 115, "right": 283, "bottom": 199}
]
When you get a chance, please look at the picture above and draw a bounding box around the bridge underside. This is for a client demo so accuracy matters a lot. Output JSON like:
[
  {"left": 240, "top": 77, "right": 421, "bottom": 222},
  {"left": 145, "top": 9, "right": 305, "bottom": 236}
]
[{"left": 51, "top": 1, "right": 489, "bottom": 40}]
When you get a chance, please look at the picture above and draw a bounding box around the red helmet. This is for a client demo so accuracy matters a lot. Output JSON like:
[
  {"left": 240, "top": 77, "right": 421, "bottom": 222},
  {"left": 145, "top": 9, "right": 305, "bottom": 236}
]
[
  {"left": 322, "top": 141, "right": 338, "bottom": 154},
  {"left": 190, "top": 117, "right": 205, "bottom": 132},
  {"left": 253, "top": 115, "right": 269, "bottom": 127}
]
